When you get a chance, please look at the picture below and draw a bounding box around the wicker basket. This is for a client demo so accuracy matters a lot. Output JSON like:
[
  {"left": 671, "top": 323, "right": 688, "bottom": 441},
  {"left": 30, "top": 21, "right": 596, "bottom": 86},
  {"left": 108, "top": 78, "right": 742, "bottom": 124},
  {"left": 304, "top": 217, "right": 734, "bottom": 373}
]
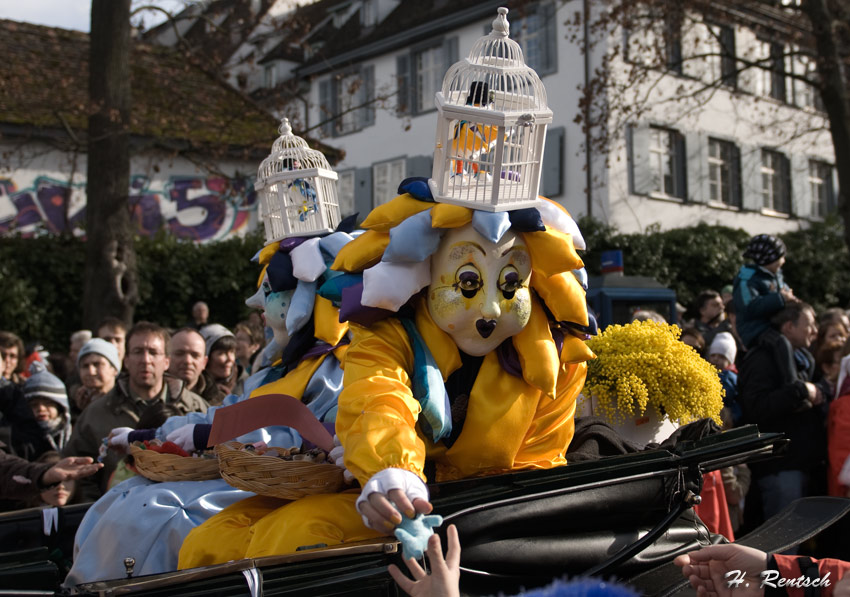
[
  {"left": 215, "top": 441, "right": 344, "bottom": 499},
  {"left": 129, "top": 443, "right": 220, "bottom": 483}
]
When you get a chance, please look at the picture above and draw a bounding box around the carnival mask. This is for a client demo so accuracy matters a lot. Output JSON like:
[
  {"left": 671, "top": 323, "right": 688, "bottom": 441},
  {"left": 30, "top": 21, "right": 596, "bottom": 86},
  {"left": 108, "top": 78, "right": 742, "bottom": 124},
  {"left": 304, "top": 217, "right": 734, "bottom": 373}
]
[
  {"left": 427, "top": 224, "right": 532, "bottom": 356},
  {"left": 246, "top": 274, "right": 294, "bottom": 349}
]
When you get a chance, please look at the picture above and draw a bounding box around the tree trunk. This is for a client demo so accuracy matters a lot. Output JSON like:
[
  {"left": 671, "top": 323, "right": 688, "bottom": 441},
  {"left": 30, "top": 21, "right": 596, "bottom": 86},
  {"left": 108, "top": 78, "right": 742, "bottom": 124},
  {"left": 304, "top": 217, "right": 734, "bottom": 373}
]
[
  {"left": 806, "top": 0, "right": 850, "bottom": 249},
  {"left": 83, "top": 0, "right": 137, "bottom": 329}
]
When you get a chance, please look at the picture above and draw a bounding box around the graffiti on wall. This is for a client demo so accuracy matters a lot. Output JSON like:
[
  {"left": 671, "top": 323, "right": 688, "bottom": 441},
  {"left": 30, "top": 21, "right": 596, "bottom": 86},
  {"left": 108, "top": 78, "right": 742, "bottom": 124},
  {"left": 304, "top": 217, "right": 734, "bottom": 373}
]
[{"left": 0, "top": 174, "right": 259, "bottom": 242}]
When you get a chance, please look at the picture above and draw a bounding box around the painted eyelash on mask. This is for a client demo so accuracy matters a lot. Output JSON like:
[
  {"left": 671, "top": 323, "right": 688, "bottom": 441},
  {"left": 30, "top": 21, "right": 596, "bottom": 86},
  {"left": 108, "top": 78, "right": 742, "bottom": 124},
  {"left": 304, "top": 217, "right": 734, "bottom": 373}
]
[{"left": 454, "top": 270, "right": 481, "bottom": 298}]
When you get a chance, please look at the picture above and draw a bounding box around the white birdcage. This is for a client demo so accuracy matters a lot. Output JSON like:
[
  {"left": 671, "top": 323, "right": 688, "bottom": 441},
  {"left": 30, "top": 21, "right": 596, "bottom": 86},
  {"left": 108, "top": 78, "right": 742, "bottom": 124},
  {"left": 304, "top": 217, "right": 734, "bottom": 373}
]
[
  {"left": 255, "top": 118, "right": 341, "bottom": 244},
  {"left": 429, "top": 7, "right": 553, "bottom": 212}
]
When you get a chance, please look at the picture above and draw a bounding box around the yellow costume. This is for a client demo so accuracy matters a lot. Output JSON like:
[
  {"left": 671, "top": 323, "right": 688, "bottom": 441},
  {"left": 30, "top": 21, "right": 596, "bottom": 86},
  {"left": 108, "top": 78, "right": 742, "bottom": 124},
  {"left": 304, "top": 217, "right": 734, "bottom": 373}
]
[{"left": 179, "top": 193, "right": 593, "bottom": 567}]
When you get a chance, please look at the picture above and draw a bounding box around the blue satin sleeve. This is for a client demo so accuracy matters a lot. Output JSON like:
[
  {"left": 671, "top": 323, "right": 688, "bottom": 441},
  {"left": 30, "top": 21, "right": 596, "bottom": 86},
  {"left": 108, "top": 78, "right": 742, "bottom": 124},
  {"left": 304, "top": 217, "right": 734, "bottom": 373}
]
[{"left": 239, "top": 355, "right": 343, "bottom": 448}]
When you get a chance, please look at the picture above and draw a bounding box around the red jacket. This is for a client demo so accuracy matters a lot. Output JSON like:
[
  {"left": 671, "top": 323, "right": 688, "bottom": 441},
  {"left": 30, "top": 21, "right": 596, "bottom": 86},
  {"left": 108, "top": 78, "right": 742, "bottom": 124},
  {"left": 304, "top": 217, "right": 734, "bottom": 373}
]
[
  {"left": 769, "top": 554, "right": 850, "bottom": 596},
  {"left": 827, "top": 393, "right": 850, "bottom": 497}
]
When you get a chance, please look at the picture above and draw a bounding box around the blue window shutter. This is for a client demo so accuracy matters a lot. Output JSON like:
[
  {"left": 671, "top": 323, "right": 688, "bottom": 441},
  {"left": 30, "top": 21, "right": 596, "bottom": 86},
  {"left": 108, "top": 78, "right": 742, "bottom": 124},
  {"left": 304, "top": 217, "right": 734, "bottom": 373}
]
[
  {"left": 406, "top": 155, "right": 433, "bottom": 178},
  {"left": 629, "top": 125, "right": 654, "bottom": 195},
  {"left": 685, "top": 132, "right": 704, "bottom": 203},
  {"left": 739, "top": 146, "right": 762, "bottom": 211},
  {"left": 443, "top": 36, "right": 459, "bottom": 69},
  {"left": 396, "top": 53, "right": 411, "bottom": 115},
  {"left": 540, "top": 1, "right": 557, "bottom": 76},
  {"left": 361, "top": 65, "right": 376, "bottom": 128},
  {"left": 674, "top": 132, "right": 687, "bottom": 199},
  {"left": 354, "top": 167, "right": 373, "bottom": 216},
  {"left": 540, "top": 126, "right": 564, "bottom": 197},
  {"left": 730, "top": 144, "right": 742, "bottom": 208},
  {"left": 789, "top": 153, "right": 809, "bottom": 216},
  {"left": 318, "top": 79, "right": 333, "bottom": 137}
]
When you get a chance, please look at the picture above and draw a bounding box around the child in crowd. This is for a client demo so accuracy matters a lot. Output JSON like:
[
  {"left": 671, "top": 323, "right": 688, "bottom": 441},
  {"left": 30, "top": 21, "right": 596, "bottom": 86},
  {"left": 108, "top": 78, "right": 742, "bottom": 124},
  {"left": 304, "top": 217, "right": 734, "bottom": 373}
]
[
  {"left": 27, "top": 453, "right": 76, "bottom": 508},
  {"left": 23, "top": 362, "right": 72, "bottom": 454},
  {"left": 732, "top": 234, "right": 796, "bottom": 347},
  {"left": 707, "top": 332, "right": 740, "bottom": 428},
  {"left": 680, "top": 327, "right": 706, "bottom": 357}
]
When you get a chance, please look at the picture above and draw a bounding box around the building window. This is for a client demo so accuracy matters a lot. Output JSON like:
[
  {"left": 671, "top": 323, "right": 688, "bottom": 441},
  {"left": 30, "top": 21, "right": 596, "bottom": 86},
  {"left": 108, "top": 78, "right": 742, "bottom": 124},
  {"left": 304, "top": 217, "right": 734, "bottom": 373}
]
[
  {"left": 264, "top": 64, "right": 276, "bottom": 89},
  {"left": 790, "top": 52, "right": 822, "bottom": 110},
  {"left": 360, "top": 0, "right": 377, "bottom": 27},
  {"left": 705, "top": 24, "right": 736, "bottom": 87},
  {"left": 761, "top": 149, "right": 791, "bottom": 213},
  {"left": 649, "top": 127, "right": 685, "bottom": 198},
  {"left": 318, "top": 65, "right": 376, "bottom": 137},
  {"left": 809, "top": 160, "right": 835, "bottom": 217},
  {"left": 512, "top": 1, "right": 557, "bottom": 75},
  {"left": 414, "top": 46, "right": 443, "bottom": 114},
  {"left": 666, "top": 25, "right": 683, "bottom": 75},
  {"left": 372, "top": 158, "right": 406, "bottom": 207},
  {"left": 397, "top": 38, "right": 458, "bottom": 116},
  {"left": 708, "top": 138, "right": 741, "bottom": 207},
  {"left": 756, "top": 40, "right": 787, "bottom": 102},
  {"left": 337, "top": 170, "right": 355, "bottom": 217}
]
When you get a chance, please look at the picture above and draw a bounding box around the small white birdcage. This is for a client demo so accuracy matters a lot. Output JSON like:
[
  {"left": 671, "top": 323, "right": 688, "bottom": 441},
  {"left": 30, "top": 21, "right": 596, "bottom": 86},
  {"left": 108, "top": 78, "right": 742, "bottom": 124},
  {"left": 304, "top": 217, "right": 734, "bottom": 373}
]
[
  {"left": 256, "top": 118, "right": 340, "bottom": 244},
  {"left": 429, "top": 7, "right": 553, "bottom": 212}
]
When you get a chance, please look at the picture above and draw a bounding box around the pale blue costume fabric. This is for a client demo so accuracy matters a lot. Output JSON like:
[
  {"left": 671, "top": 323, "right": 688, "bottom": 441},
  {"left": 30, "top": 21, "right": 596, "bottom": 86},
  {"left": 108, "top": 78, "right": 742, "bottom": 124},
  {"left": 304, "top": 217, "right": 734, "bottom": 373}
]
[
  {"left": 65, "top": 476, "right": 251, "bottom": 585},
  {"left": 64, "top": 355, "right": 344, "bottom": 585}
]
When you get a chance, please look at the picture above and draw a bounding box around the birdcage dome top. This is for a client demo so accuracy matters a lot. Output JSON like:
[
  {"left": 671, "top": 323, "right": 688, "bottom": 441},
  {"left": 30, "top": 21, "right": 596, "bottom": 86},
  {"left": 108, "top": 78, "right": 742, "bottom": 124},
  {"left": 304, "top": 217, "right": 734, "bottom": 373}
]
[
  {"left": 257, "top": 118, "right": 333, "bottom": 182},
  {"left": 439, "top": 7, "right": 548, "bottom": 114}
]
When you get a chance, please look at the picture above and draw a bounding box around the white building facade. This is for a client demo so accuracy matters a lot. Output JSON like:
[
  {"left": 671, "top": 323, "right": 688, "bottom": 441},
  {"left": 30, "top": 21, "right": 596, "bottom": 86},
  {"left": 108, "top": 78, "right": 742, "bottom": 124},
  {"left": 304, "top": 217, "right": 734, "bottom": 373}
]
[{"left": 164, "top": 0, "right": 837, "bottom": 236}]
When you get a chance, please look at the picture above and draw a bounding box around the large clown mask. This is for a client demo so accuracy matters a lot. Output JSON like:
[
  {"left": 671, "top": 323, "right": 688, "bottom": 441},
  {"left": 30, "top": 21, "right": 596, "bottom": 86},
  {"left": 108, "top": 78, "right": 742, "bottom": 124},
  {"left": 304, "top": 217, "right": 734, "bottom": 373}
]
[
  {"left": 427, "top": 224, "right": 532, "bottom": 356},
  {"left": 246, "top": 274, "right": 294, "bottom": 350}
]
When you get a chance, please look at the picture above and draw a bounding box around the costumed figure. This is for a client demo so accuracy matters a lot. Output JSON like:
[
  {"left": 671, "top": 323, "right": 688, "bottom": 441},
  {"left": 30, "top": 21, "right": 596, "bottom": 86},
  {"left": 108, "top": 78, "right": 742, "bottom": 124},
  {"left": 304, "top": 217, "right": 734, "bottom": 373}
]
[
  {"left": 64, "top": 121, "right": 352, "bottom": 585},
  {"left": 179, "top": 8, "right": 594, "bottom": 567}
]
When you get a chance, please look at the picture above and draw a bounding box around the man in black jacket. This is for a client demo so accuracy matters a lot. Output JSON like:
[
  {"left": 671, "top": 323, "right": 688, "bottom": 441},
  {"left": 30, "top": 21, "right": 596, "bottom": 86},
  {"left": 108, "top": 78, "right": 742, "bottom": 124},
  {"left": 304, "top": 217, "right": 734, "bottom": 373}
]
[{"left": 738, "top": 302, "right": 823, "bottom": 522}]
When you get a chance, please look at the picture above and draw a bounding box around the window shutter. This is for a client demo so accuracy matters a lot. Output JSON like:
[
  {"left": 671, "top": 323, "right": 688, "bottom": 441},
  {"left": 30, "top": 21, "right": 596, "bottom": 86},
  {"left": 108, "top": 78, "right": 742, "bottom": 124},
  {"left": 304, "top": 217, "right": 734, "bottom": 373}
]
[
  {"left": 406, "top": 155, "right": 433, "bottom": 178},
  {"left": 719, "top": 26, "right": 736, "bottom": 87},
  {"left": 730, "top": 144, "right": 742, "bottom": 208},
  {"left": 674, "top": 132, "right": 687, "bottom": 199},
  {"left": 396, "top": 53, "right": 411, "bottom": 116},
  {"left": 629, "top": 125, "right": 654, "bottom": 195},
  {"left": 540, "top": 126, "right": 564, "bottom": 197},
  {"left": 443, "top": 36, "right": 459, "bottom": 70},
  {"left": 318, "top": 78, "right": 333, "bottom": 137},
  {"left": 361, "top": 65, "right": 376, "bottom": 128},
  {"left": 739, "top": 145, "right": 762, "bottom": 211},
  {"left": 540, "top": 1, "right": 557, "bottom": 76},
  {"left": 685, "top": 131, "right": 704, "bottom": 202},
  {"left": 354, "top": 167, "right": 373, "bottom": 216},
  {"left": 788, "top": 153, "right": 806, "bottom": 216}
]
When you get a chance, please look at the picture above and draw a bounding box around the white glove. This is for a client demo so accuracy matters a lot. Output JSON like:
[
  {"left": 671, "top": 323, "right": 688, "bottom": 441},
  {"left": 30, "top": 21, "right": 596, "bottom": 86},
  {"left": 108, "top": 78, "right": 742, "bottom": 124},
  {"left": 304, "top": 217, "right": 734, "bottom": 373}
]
[
  {"left": 355, "top": 468, "right": 430, "bottom": 532},
  {"left": 166, "top": 424, "right": 197, "bottom": 452},
  {"left": 107, "top": 427, "right": 134, "bottom": 448},
  {"left": 329, "top": 435, "right": 355, "bottom": 484}
]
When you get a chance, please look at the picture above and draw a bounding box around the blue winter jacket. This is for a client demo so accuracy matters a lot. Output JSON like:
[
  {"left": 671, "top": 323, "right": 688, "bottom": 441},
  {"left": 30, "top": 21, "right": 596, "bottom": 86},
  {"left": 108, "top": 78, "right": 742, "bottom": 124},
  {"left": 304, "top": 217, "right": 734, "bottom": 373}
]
[{"left": 733, "top": 264, "right": 787, "bottom": 347}]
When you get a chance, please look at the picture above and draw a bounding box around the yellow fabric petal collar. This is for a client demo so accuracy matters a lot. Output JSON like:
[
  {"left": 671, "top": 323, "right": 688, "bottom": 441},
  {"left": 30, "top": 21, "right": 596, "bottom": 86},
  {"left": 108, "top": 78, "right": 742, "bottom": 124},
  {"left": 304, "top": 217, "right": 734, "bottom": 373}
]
[{"left": 411, "top": 296, "right": 560, "bottom": 397}]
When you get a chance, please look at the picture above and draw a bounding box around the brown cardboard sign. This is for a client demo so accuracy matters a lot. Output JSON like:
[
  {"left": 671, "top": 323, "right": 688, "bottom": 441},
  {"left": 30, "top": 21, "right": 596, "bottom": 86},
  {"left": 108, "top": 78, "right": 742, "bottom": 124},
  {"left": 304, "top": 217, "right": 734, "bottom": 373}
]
[{"left": 207, "top": 394, "right": 334, "bottom": 451}]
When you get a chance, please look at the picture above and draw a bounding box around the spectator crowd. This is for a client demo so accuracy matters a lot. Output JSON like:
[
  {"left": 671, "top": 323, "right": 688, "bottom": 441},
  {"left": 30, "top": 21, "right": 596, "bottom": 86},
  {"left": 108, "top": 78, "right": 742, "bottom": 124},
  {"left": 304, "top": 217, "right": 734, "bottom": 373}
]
[{"left": 0, "top": 304, "right": 264, "bottom": 508}]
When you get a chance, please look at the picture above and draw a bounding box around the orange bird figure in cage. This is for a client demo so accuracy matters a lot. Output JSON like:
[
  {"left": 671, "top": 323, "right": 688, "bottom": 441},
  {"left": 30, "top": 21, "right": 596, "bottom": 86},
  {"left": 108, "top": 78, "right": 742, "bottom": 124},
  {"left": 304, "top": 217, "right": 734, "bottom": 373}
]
[{"left": 450, "top": 81, "right": 500, "bottom": 176}]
